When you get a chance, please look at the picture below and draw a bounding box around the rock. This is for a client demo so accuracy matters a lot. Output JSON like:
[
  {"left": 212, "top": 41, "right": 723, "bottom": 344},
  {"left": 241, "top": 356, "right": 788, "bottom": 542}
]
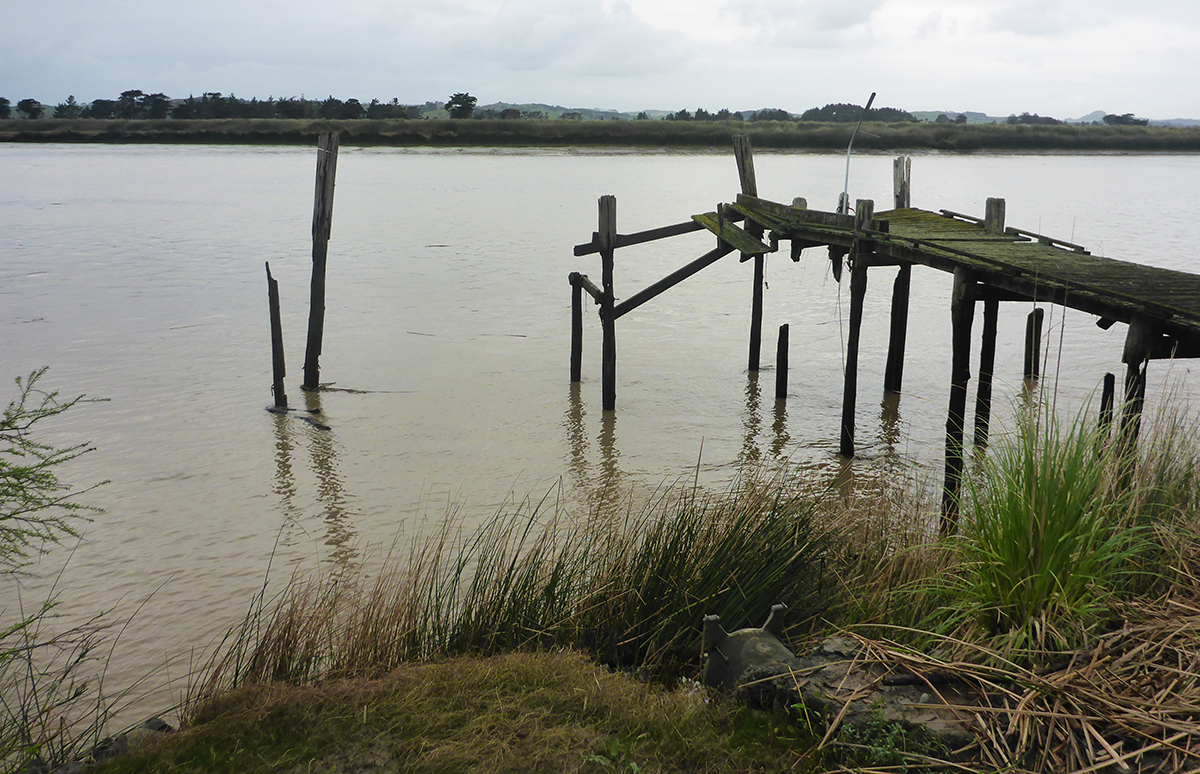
[{"left": 701, "top": 606, "right": 977, "bottom": 751}]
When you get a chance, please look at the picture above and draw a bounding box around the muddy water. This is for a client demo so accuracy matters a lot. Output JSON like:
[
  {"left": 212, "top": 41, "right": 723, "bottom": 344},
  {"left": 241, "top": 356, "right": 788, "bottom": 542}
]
[{"left": 3, "top": 144, "right": 1199, "bottom": 722}]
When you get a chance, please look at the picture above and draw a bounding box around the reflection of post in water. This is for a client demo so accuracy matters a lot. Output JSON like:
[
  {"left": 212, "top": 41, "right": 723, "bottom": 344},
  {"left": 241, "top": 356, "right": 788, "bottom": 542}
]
[
  {"left": 302, "top": 389, "right": 358, "bottom": 573},
  {"left": 564, "top": 383, "right": 588, "bottom": 490},
  {"left": 879, "top": 392, "right": 902, "bottom": 454},
  {"left": 738, "top": 370, "right": 762, "bottom": 466},
  {"left": 595, "top": 410, "right": 624, "bottom": 512},
  {"left": 272, "top": 412, "right": 298, "bottom": 507},
  {"left": 770, "top": 396, "right": 790, "bottom": 457}
]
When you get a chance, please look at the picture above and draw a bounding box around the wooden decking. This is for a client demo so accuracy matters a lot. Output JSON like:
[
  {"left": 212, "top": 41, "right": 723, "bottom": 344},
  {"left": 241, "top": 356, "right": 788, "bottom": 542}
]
[{"left": 732, "top": 194, "right": 1200, "bottom": 353}]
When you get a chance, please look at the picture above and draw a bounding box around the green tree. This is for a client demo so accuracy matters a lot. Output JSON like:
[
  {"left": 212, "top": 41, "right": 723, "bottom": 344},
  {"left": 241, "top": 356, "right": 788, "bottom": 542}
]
[
  {"left": 1104, "top": 112, "right": 1149, "bottom": 126},
  {"left": 16, "top": 99, "right": 42, "bottom": 119},
  {"left": 445, "top": 92, "right": 477, "bottom": 119},
  {"left": 0, "top": 98, "right": 10, "bottom": 119},
  {"left": 0, "top": 369, "right": 101, "bottom": 568},
  {"left": 52, "top": 96, "right": 82, "bottom": 119}
]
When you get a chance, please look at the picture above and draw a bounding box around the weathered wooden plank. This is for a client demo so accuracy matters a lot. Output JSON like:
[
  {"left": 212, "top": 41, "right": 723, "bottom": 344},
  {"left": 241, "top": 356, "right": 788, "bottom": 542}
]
[
  {"left": 612, "top": 244, "right": 736, "bottom": 320},
  {"left": 737, "top": 194, "right": 856, "bottom": 230},
  {"left": 692, "top": 212, "right": 771, "bottom": 255},
  {"left": 573, "top": 220, "right": 708, "bottom": 256}
]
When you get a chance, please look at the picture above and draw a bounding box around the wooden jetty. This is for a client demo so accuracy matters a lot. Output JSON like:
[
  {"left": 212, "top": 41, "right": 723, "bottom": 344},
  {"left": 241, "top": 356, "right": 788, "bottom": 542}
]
[{"left": 572, "top": 138, "right": 1200, "bottom": 532}]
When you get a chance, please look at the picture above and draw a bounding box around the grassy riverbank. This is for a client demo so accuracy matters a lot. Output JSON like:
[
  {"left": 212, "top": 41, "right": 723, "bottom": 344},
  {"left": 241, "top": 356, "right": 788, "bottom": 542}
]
[
  {"left": 4, "top": 117, "right": 1200, "bottom": 151},
  {"left": 82, "top": 403, "right": 1200, "bottom": 773},
  {"left": 10, "top": 398, "right": 1200, "bottom": 772}
]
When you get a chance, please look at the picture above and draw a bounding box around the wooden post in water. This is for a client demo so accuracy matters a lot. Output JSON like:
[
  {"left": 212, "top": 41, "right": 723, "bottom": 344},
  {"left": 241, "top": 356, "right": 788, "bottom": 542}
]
[
  {"left": 266, "top": 262, "right": 287, "bottom": 409},
  {"left": 303, "top": 131, "right": 339, "bottom": 390},
  {"left": 839, "top": 200, "right": 873, "bottom": 458},
  {"left": 974, "top": 297, "right": 999, "bottom": 447},
  {"left": 972, "top": 202, "right": 1004, "bottom": 448},
  {"left": 941, "top": 267, "right": 976, "bottom": 533},
  {"left": 733, "top": 135, "right": 765, "bottom": 371},
  {"left": 569, "top": 272, "right": 585, "bottom": 383},
  {"left": 1120, "top": 317, "right": 1158, "bottom": 450},
  {"left": 1099, "top": 372, "right": 1116, "bottom": 436},
  {"left": 599, "top": 196, "right": 617, "bottom": 411},
  {"left": 1023, "top": 308, "right": 1045, "bottom": 379},
  {"left": 884, "top": 157, "right": 912, "bottom": 393},
  {"left": 775, "top": 324, "right": 789, "bottom": 400}
]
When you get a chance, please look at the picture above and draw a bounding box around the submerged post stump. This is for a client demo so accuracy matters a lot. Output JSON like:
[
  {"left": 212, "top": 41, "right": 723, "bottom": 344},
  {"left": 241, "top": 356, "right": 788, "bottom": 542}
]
[
  {"left": 775, "top": 324, "right": 789, "bottom": 400},
  {"left": 1099, "top": 372, "right": 1117, "bottom": 436},
  {"left": 303, "top": 131, "right": 339, "bottom": 390},
  {"left": 1023, "top": 308, "right": 1045, "bottom": 379}
]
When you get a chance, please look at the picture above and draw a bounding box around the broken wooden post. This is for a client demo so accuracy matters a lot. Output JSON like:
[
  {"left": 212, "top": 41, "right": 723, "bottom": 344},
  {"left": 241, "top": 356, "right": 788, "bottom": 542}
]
[
  {"left": 973, "top": 296, "right": 999, "bottom": 447},
  {"left": 775, "top": 324, "right": 789, "bottom": 400},
  {"left": 893, "top": 156, "right": 911, "bottom": 209},
  {"left": 599, "top": 195, "right": 617, "bottom": 411},
  {"left": 884, "top": 158, "right": 912, "bottom": 394},
  {"left": 569, "top": 273, "right": 585, "bottom": 383},
  {"left": 266, "top": 262, "right": 287, "bottom": 409},
  {"left": 839, "top": 200, "right": 873, "bottom": 458},
  {"left": 984, "top": 197, "right": 1006, "bottom": 236},
  {"left": 302, "top": 131, "right": 339, "bottom": 390},
  {"left": 1023, "top": 308, "right": 1045, "bottom": 379},
  {"left": 733, "top": 135, "right": 765, "bottom": 371},
  {"left": 941, "top": 267, "right": 976, "bottom": 533},
  {"left": 1099, "top": 372, "right": 1116, "bottom": 436}
]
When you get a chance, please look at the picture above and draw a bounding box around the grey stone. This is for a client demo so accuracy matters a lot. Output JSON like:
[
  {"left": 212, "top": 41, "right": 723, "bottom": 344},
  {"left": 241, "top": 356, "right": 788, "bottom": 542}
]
[{"left": 701, "top": 605, "right": 977, "bottom": 751}]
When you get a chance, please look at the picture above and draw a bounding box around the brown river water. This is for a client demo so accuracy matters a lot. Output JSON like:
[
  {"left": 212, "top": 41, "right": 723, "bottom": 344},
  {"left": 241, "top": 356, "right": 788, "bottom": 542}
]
[{"left": 3, "top": 144, "right": 1200, "bottom": 724}]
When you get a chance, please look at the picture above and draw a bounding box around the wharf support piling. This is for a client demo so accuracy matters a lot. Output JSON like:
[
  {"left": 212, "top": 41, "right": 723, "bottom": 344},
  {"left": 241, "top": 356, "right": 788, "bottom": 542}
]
[{"left": 569, "top": 146, "right": 1200, "bottom": 523}]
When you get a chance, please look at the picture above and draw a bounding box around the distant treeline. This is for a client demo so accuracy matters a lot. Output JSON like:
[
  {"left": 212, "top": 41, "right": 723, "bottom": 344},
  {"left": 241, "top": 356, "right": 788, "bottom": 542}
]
[
  {"left": 3, "top": 116, "right": 1197, "bottom": 152},
  {"left": 0, "top": 91, "right": 1153, "bottom": 129},
  {"left": 0, "top": 91, "right": 428, "bottom": 121}
]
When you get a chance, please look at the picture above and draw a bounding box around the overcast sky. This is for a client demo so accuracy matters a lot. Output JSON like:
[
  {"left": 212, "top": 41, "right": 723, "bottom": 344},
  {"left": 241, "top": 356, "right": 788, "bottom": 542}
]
[{"left": 4, "top": 0, "right": 1199, "bottom": 119}]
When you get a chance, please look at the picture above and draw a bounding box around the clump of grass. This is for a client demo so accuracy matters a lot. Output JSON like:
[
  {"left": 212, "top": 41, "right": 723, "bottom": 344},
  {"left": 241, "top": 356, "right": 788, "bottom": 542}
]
[
  {"left": 197, "top": 469, "right": 833, "bottom": 700},
  {"left": 933, "top": 408, "right": 1155, "bottom": 657}
]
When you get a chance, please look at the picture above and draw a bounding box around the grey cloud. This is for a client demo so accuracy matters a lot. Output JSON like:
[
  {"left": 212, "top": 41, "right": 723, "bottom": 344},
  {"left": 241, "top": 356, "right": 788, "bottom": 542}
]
[
  {"left": 721, "top": 0, "right": 886, "bottom": 47},
  {"left": 470, "top": 0, "right": 691, "bottom": 76}
]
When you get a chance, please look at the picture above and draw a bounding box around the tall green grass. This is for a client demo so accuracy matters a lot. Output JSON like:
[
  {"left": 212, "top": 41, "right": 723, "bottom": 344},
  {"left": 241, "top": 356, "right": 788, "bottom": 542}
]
[
  {"left": 931, "top": 408, "right": 1157, "bottom": 656},
  {"left": 198, "top": 470, "right": 832, "bottom": 701}
]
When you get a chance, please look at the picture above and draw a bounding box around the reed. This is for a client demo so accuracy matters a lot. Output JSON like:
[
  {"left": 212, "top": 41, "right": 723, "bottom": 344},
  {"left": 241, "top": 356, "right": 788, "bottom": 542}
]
[{"left": 195, "top": 469, "right": 833, "bottom": 703}]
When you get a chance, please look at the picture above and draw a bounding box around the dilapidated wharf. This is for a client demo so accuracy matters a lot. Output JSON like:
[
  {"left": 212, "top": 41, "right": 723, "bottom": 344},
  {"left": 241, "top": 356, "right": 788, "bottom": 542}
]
[{"left": 571, "top": 140, "right": 1200, "bottom": 531}]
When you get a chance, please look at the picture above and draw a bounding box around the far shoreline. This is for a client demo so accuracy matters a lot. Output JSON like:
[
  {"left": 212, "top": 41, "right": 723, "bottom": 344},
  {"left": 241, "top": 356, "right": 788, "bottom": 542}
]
[{"left": 4, "top": 117, "right": 1200, "bottom": 152}]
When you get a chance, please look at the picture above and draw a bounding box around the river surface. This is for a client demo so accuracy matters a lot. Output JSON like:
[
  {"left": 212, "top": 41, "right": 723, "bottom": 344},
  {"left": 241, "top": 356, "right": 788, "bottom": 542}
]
[{"left": 3, "top": 144, "right": 1200, "bottom": 723}]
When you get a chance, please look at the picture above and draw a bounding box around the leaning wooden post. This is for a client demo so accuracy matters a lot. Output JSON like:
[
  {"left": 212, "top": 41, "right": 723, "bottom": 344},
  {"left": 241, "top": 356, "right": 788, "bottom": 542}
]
[
  {"left": 973, "top": 296, "right": 999, "bottom": 447},
  {"left": 302, "top": 131, "right": 339, "bottom": 390},
  {"left": 569, "top": 272, "right": 584, "bottom": 383},
  {"left": 884, "top": 157, "right": 912, "bottom": 393},
  {"left": 775, "top": 324, "right": 789, "bottom": 400},
  {"left": 839, "top": 200, "right": 873, "bottom": 458},
  {"left": 733, "top": 135, "right": 765, "bottom": 371},
  {"left": 1023, "top": 308, "right": 1045, "bottom": 379},
  {"left": 265, "top": 262, "right": 288, "bottom": 409},
  {"left": 941, "top": 267, "right": 976, "bottom": 533},
  {"left": 599, "top": 196, "right": 617, "bottom": 411}
]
